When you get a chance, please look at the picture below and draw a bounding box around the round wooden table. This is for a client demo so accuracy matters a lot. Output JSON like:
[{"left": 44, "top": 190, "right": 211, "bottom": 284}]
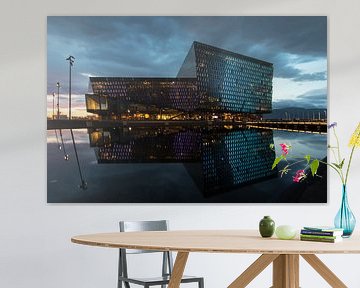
[{"left": 72, "top": 230, "right": 360, "bottom": 288}]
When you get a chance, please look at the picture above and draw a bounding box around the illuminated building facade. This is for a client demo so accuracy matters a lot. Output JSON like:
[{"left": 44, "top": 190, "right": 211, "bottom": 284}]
[
  {"left": 86, "top": 78, "right": 198, "bottom": 119},
  {"left": 177, "top": 41, "right": 273, "bottom": 114},
  {"left": 85, "top": 41, "right": 273, "bottom": 119}
]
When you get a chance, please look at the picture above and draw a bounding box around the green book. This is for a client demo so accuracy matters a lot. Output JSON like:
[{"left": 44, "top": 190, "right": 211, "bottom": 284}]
[
  {"left": 300, "top": 236, "right": 342, "bottom": 243},
  {"left": 300, "top": 234, "right": 339, "bottom": 240}
]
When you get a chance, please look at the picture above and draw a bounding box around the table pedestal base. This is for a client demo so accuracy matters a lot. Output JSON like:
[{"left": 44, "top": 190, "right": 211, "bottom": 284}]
[
  {"left": 167, "top": 252, "right": 348, "bottom": 288},
  {"left": 226, "top": 254, "right": 347, "bottom": 288},
  {"left": 272, "top": 254, "right": 299, "bottom": 288}
]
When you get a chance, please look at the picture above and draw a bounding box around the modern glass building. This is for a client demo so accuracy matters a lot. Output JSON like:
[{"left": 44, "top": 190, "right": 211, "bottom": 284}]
[
  {"left": 177, "top": 42, "right": 273, "bottom": 114},
  {"left": 86, "top": 78, "right": 198, "bottom": 119},
  {"left": 85, "top": 41, "right": 273, "bottom": 119}
]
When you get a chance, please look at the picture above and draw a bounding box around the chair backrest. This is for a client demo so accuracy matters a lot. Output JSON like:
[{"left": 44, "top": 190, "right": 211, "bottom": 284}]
[
  {"left": 120, "top": 220, "right": 168, "bottom": 232},
  {"left": 119, "top": 220, "right": 169, "bottom": 254},
  {"left": 118, "top": 220, "right": 173, "bottom": 282}
]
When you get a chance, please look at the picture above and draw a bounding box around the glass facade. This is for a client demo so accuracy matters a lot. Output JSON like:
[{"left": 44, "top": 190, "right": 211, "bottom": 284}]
[
  {"left": 87, "top": 78, "right": 198, "bottom": 118},
  {"left": 181, "top": 42, "right": 273, "bottom": 113},
  {"left": 86, "top": 41, "right": 273, "bottom": 118}
]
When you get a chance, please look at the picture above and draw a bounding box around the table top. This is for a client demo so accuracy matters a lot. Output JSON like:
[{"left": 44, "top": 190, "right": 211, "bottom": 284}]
[{"left": 71, "top": 230, "right": 360, "bottom": 254}]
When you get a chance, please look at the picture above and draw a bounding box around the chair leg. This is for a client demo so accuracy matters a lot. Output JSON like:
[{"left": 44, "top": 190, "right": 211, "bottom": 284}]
[{"left": 199, "top": 278, "right": 204, "bottom": 288}]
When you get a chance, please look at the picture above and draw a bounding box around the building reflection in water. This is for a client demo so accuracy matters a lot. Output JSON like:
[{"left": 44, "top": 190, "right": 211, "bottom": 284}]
[{"left": 88, "top": 126, "right": 277, "bottom": 196}]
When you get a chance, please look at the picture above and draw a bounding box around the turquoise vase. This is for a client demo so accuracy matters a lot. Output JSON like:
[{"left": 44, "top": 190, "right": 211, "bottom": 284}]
[{"left": 334, "top": 185, "right": 356, "bottom": 237}]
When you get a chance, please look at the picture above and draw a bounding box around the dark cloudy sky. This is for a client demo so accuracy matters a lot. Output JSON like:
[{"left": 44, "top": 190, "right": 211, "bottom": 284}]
[{"left": 47, "top": 16, "right": 327, "bottom": 116}]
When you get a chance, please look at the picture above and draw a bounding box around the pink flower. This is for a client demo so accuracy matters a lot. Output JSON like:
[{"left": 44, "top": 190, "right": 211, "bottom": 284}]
[
  {"left": 280, "top": 143, "right": 290, "bottom": 155},
  {"left": 293, "top": 169, "right": 306, "bottom": 183}
]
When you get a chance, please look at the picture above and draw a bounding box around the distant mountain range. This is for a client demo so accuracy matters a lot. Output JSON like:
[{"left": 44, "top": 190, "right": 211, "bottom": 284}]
[{"left": 263, "top": 107, "right": 327, "bottom": 120}]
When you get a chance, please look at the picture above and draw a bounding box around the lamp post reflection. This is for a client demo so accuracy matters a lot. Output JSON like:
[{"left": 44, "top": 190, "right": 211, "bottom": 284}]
[
  {"left": 59, "top": 129, "right": 69, "bottom": 160},
  {"left": 70, "top": 129, "right": 87, "bottom": 190},
  {"left": 54, "top": 130, "right": 62, "bottom": 151}
]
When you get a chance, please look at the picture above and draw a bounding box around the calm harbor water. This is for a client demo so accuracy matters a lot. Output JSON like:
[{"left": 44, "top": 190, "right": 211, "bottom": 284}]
[{"left": 47, "top": 127, "right": 327, "bottom": 203}]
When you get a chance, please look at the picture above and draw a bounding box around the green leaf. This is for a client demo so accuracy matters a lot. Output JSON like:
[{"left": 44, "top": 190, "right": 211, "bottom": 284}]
[
  {"left": 304, "top": 155, "right": 311, "bottom": 164},
  {"left": 339, "top": 158, "right": 345, "bottom": 169},
  {"left": 269, "top": 144, "right": 275, "bottom": 149},
  {"left": 272, "top": 156, "right": 283, "bottom": 170},
  {"left": 332, "top": 159, "right": 345, "bottom": 169},
  {"left": 332, "top": 162, "right": 341, "bottom": 169},
  {"left": 310, "top": 159, "right": 320, "bottom": 176}
]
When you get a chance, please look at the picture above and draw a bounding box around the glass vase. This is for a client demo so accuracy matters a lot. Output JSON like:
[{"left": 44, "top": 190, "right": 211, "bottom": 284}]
[{"left": 334, "top": 185, "right": 356, "bottom": 237}]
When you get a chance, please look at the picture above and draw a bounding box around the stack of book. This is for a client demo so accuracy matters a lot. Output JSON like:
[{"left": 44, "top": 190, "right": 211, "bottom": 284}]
[{"left": 300, "top": 226, "right": 344, "bottom": 243}]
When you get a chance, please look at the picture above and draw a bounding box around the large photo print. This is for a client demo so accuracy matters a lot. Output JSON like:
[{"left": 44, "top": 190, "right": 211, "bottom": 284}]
[{"left": 47, "top": 16, "right": 327, "bottom": 203}]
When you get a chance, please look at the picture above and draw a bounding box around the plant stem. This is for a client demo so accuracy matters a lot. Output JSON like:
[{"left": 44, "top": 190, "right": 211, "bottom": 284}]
[
  {"left": 344, "top": 129, "right": 360, "bottom": 185},
  {"left": 333, "top": 127, "right": 342, "bottom": 163},
  {"left": 333, "top": 127, "right": 345, "bottom": 182},
  {"left": 285, "top": 159, "right": 307, "bottom": 168},
  {"left": 345, "top": 145, "right": 356, "bottom": 185},
  {"left": 318, "top": 160, "right": 344, "bottom": 183},
  {"left": 330, "top": 147, "right": 339, "bottom": 164}
]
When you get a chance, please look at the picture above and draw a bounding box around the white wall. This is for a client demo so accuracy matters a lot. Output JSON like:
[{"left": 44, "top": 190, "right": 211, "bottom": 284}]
[{"left": 1, "top": 0, "right": 360, "bottom": 287}]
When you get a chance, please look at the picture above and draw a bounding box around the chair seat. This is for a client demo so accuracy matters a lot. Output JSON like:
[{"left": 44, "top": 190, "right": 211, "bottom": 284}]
[{"left": 119, "top": 274, "right": 203, "bottom": 286}]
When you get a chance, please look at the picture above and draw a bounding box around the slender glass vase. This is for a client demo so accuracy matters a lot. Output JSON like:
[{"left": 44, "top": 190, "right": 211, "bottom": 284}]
[{"left": 334, "top": 185, "right": 356, "bottom": 237}]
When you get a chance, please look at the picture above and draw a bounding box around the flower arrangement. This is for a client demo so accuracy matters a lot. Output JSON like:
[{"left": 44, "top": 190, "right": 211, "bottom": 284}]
[
  {"left": 271, "top": 122, "right": 360, "bottom": 237},
  {"left": 271, "top": 122, "right": 360, "bottom": 184}
]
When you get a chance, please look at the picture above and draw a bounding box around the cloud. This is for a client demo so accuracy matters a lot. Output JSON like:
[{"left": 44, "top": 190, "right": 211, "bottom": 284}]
[
  {"left": 47, "top": 16, "right": 328, "bottom": 102},
  {"left": 271, "top": 53, "right": 327, "bottom": 82},
  {"left": 293, "top": 71, "right": 327, "bottom": 82},
  {"left": 273, "top": 88, "right": 327, "bottom": 109}
]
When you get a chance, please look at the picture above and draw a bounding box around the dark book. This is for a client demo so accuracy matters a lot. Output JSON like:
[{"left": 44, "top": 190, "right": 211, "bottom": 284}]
[{"left": 301, "top": 229, "right": 343, "bottom": 237}]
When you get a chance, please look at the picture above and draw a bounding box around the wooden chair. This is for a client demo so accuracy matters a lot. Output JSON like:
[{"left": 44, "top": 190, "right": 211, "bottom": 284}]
[{"left": 118, "top": 220, "right": 204, "bottom": 288}]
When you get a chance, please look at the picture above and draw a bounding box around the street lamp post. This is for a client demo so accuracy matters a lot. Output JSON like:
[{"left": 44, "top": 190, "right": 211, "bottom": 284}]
[
  {"left": 52, "top": 93, "right": 55, "bottom": 119},
  {"left": 66, "top": 55, "right": 75, "bottom": 120},
  {"left": 56, "top": 82, "right": 60, "bottom": 119}
]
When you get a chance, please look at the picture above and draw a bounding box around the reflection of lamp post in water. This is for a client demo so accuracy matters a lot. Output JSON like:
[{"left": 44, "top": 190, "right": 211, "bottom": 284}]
[
  {"left": 66, "top": 55, "right": 75, "bottom": 120},
  {"left": 59, "top": 129, "right": 69, "bottom": 160},
  {"left": 56, "top": 82, "right": 60, "bottom": 119},
  {"left": 70, "top": 129, "right": 87, "bottom": 190},
  {"left": 54, "top": 130, "right": 62, "bottom": 151}
]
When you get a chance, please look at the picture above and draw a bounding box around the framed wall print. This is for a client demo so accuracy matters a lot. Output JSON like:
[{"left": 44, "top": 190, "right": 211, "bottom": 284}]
[{"left": 47, "top": 16, "right": 327, "bottom": 203}]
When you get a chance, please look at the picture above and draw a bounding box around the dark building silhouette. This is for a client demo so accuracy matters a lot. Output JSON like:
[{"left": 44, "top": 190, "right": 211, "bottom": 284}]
[
  {"left": 88, "top": 127, "right": 277, "bottom": 196},
  {"left": 85, "top": 41, "right": 273, "bottom": 119},
  {"left": 89, "top": 127, "right": 202, "bottom": 163}
]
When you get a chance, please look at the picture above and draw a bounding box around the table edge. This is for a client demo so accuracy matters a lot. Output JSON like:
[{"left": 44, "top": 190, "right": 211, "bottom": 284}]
[{"left": 71, "top": 236, "right": 360, "bottom": 255}]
